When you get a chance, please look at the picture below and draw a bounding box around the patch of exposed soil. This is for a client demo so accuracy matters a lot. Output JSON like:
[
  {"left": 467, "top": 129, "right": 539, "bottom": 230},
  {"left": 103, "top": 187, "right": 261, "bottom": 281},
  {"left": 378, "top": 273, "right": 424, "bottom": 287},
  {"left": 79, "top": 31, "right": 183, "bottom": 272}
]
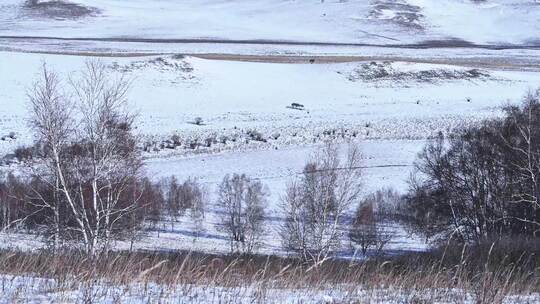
[
  {"left": 110, "top": 56, "right": 193, "bottom": 73},
  {"left": 22, "top": 0, "right": 99, "bottom": 20},
  {"left": 369, "top": 0, "right": 424, "bottom": 30},
  {"left": 109, "top": 56, "right": 198, "bottom": 83},
  {"left": 343, "top": 61, "right": 492, "bottom": 84}
]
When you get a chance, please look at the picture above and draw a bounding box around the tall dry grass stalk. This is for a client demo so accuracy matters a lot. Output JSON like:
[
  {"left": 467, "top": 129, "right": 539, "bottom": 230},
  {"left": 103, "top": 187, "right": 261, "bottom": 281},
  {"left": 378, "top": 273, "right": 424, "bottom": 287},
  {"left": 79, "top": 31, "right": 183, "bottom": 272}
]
[{"left": 0, "top": 238, "right": 538, "bottom": 303}]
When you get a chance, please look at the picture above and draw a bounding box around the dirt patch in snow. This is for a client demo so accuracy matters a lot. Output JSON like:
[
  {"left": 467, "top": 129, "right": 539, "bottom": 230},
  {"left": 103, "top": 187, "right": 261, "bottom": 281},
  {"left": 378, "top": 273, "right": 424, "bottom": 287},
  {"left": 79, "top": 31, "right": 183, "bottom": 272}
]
[
  {"left": 110, "top": 56, "right": 193, "bottom": 73},
  {"left": 109, "top": 56, "right": 198, "bottom": 83},
  {"left": 369, "top": 0, "right": 424, "bottom": 30},
  {"left": 21, "top": 0, "right": 99, "bottom": 20},
  {"left": 342, "top": 61, "right": 492, "bottom": 85}
]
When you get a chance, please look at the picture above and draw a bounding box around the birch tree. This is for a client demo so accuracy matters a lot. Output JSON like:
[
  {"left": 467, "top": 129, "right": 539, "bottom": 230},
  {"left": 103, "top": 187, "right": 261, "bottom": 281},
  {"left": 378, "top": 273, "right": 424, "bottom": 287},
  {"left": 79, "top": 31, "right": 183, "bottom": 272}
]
[
  {"left": 28, "top": 64, "right": 73, "bottom": 250},
  {"left": 502, "top": 90, "right": 540, "bottom": 234},
  {"left": 281, "top": 142, "right": 363, "bottom": 264},
  {"left": 217, "top": 174, "right": 266, "bottom": 254},
  {"left": 29, "top": 61, "right": 142, "bottom": 254}
]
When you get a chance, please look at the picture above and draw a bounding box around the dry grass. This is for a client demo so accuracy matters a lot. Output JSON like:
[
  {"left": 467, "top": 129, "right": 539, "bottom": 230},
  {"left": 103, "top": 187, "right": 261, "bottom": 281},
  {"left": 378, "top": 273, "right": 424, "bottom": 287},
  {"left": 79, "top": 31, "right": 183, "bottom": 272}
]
[{"left": 0, "top": 238, "right": 538, "bottom": 303}]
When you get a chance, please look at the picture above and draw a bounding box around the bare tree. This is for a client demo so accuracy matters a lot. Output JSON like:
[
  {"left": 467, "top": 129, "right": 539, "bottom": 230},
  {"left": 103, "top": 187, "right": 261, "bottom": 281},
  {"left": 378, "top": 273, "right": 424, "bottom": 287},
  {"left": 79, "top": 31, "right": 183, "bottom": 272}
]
[
  {"left": 366, "top": 187, "right": 403, "bottom": 220},
  {"left": 349, "top": 202, "right": 377, "bottom": 255},
  {"left": 186, "top": 179, "right": 206, "bottom": 239},
  {"left": 502, "top": 90, "right": 540, "bottom": 233},
  {"left": 71, "top": 60, "right": 141, "bottom": 249},
  {"left": 28, "top": 63, "right": 73, "bottom": 250},
  {"left": 404, "top": 91, "right": 540, "bottom": 242},
  {"left": 349, "top": 199, "right": 392, "bottom": 256},
  {"left": 0, "top": 173, "right": 29, "bottom": 232},
  {"left": 124, "top": 178, "right": 164, "bottom": 252},
  {"left": 164, "top": 176, "right": 182, "bottom": 228},
  {"left": 217, "top": 174, "right": 267, "bottom": 254},
  {"left": 281, "top": 141, "right": 363, "bottom": 264},
  {"left": 164, "top": 176, "right": 206, "bottom": 233},
  {"left": 29, "top": 61, "right": 142, "bottom": 254}
]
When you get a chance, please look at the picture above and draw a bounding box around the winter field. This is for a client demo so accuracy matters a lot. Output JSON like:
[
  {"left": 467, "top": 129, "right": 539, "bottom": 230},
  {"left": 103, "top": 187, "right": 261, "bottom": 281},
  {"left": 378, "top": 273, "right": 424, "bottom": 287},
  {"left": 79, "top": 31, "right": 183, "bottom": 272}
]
[{"left": 1, "top": 0, "right": 540, "bottom": 303}]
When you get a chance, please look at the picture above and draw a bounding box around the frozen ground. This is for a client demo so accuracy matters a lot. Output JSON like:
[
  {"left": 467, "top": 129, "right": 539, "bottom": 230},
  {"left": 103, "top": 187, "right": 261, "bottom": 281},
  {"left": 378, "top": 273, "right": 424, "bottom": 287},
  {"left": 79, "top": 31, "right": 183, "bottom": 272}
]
[
  {"left": 122, "top": 140, "right": 428, "bottom": 256},
  {"left": 0, "top": 1, "right": 539, "bottom": 302},
  {"left": 2, "top": 0, "right": 540, "bottom": 61}
]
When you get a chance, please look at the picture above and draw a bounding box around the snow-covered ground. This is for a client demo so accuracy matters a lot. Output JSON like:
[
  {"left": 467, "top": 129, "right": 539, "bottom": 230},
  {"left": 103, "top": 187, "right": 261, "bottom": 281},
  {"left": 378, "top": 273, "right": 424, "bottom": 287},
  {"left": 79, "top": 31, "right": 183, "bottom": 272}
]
[
  {"left": 0, "top": 274, "right": 538, "bottom": 303},
  {"left": 2, "top": 51, "right": 540, "bottom": 158},
  {"left": 120, "top": 140, "right": 429, "bottom": 256},
  {"left": 2, "top": 0, "right": 540, "bottom": 60},
  {"left": 0, "top": 141, "right": 428, "bottom": 255}
]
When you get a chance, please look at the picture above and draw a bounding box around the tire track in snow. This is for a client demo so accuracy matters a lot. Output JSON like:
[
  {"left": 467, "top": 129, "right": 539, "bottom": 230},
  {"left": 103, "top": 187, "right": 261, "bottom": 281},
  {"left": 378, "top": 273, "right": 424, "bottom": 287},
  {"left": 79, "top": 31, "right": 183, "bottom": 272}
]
[{"left": 2, "top": 35, "right": 540, "bottom": 50}]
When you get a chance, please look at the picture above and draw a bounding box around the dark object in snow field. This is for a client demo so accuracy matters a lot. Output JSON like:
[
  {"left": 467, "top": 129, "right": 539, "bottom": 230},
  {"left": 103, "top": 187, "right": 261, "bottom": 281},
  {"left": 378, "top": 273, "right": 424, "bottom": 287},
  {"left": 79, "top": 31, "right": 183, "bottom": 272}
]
[{"left": 287, "top": 103, "right": 305, "bottom": 110}]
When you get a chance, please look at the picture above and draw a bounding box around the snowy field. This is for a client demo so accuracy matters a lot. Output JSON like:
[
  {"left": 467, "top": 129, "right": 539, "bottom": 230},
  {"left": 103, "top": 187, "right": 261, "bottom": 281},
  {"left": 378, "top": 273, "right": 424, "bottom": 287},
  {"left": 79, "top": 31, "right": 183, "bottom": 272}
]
[
  {"left": 2, "top": 0, "right": 540, "bottom": 58},
  {"left": 3, "top": 51, "right": 540, "bottom": 158},
  {"left": 1, "top": 274, "right": 538, "bottom": 304}
]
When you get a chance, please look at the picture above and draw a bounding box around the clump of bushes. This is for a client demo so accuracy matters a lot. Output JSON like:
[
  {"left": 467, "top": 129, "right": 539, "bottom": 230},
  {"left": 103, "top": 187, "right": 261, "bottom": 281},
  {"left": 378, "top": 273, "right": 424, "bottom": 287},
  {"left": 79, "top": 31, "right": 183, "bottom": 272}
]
[
  {"left": 403, "top": 90, "right": 540, "bottom": 243},
  {"left": 246, "top": 129, "right": 266, "bottom": 142}
]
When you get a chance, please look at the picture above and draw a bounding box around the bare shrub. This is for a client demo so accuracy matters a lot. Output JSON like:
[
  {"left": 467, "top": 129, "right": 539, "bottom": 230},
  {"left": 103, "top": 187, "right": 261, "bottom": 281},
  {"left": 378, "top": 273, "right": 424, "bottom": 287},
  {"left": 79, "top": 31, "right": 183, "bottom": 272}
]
[
  {"left": 348, "top": 188, "right": 402, "bottom": 256},
  {"left": 191, "top": 117, "right": 203, "bottom": 125},
  {"left": 246, "top": 129, "right": 266, "bottom": 142},
  {"left": 134, "top": 178, "right": 164, "bottom": 225},
  {"left": 13, "top": 146, "right": 35, "bottom": 162},
  {"left": 165, "top": 177, "right": 182, "bottom": 218},
  {"left": 217, "top": 174, "right": 267, "bottom": 254},
  {"left": 0, "top": 173, "right": 30, "bottom": 231},
  {"left": 123, "top": 178, "right": 165, "bottom": 250},
  {"left": 281, "top": 142, "right": 363, "bottom": 263}
]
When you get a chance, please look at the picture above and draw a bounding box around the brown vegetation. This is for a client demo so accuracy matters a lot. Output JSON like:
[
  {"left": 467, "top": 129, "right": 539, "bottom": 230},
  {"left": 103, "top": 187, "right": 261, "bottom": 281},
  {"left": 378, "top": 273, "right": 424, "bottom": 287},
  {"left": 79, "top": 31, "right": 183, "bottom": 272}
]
[{"left": 0, "top": 238, "right": 537, "bottom": 303}]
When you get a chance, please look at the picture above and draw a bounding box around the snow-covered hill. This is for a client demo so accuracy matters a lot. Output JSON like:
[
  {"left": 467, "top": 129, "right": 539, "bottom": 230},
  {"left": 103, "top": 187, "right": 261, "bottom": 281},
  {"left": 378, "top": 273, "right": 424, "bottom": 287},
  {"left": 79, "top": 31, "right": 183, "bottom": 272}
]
[{"left": 1, "top": 0, "right": 539, "bottom": 46}]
